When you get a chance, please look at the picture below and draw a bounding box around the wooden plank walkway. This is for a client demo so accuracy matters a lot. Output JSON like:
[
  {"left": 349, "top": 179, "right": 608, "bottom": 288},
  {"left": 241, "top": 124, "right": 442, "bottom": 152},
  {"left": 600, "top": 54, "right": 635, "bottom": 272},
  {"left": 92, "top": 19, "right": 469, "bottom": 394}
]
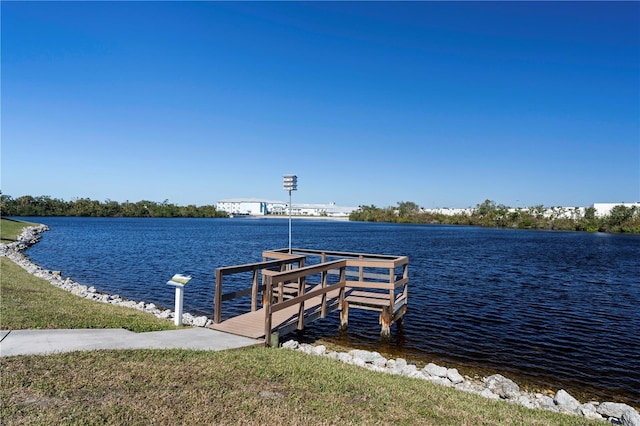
[{"left": 207, "top": 284, "right": 344, "bottom": 339}]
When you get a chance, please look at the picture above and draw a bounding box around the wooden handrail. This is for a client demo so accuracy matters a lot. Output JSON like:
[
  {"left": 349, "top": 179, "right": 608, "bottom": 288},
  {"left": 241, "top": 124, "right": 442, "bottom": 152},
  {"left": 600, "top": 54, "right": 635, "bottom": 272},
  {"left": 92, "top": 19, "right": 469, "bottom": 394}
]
[
  {"left": 217, "top": 256, "right": 305, "bottom": 276},
  {"left": 214, "top": 256, "right": 305, "bottom": 323},
  {"left": 264, "top": 259, "right": 346, "bottom": 283},
  {"left": 263, "top": 248, "right": 406, "bottom": 262},
  {"left": 264, "top": 260, "right": 348, "bottom": 345},
  {"left": 271, "top": 281, "right": 346, "bottom": 313}
]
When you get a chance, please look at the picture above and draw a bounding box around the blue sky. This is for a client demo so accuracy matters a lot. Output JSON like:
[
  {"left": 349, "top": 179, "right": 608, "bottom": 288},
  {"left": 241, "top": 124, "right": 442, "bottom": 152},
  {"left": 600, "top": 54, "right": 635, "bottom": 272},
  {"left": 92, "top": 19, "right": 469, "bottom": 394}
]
[{"left": 2, "top": 1, "right": 638, "bottom": 209}]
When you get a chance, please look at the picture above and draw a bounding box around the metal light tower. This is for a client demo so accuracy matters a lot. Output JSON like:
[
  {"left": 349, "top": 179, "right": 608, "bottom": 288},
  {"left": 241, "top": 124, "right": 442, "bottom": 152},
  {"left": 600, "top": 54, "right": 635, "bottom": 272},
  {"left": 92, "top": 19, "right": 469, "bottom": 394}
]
[{"left": 283, "top": 174, "right": 298, "bottom": 253}]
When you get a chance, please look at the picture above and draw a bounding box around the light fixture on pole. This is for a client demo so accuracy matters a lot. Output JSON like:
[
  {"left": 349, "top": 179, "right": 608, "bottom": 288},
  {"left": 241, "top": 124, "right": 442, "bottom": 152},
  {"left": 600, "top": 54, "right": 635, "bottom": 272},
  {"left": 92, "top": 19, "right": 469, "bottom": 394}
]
[{"left": 283, "top": 174, "right": 298, "bottom": 253}]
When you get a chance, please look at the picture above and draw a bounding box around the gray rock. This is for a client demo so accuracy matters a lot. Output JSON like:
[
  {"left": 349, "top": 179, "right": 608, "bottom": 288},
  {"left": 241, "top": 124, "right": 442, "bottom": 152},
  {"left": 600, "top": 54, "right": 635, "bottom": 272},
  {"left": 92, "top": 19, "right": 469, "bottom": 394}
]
[
  {"left": 388, "top": 358, "right": 407, "bottom": 375},
  {"left": 298, "top": 344, "right": 314, "bottom": 355},
  {"left": 554, "top": 389, "right": 580, "bottom": 412},
  {"left": 621, "top": 408, "right": 640, "bottom": 426},
  {"left": 366, "top": 364, "right": 386, "bottom": 373},
  {"left": 372, "top": 354, "right": 388, "bottom": 368},
  {"left": 535, "top": 395, "right": 558, "bottom": 412},
  {"left": 312, "top": 345, "right": 326, "bottom": 356},
  {"left": 484, "top": 374, "right": 521, "bottom": 400},
  {"left": 351, "top": 357, "right": 366, "bottom": 368},
  {"left": 325, "top": 351, "right": 339, "bottom": 360},
  {"left": 516, "top": 394, "right": 537, "bottom": 409},
  {"left": 281, "top": 340, "right": 300, "bottom": 350},
  {"left": 192, "top": 316, "right": 208, "bottom": 327},
  {"left": 454, "top": 380, "right": 484, "bottom": 394},
  {"left": 427, "top": 376, "right": 452, "bottom": 387},
  {"left": 394, "top": 358, "right": 407, "bottom": 370},
  {"left": 598, "top": 402, "right": 636, "bottom": 419},
  {"left": 406, "top": 370, "right": 425, "bottom": 379},
  {"left": 402, "top": 364, "right": 418, "bottom": 376},
  {"left": 446, "top": 368, "right": 464, "bottom": 384},
  {"left": 349, "top": 349, "right": 376, "bottom": 363},
  {"left": 579, "top": 403, "right": 603, "bottom": 421},
  {"left": 480, "top": 389, "right": 500, "bottom": 400},
  {"left": 337, "top": 352, "right": 352, "bottom": 363},
  {"left": 182, "top": 313, "right": 195, "bottom": 325},
  {"left": 423, "top": 363, "right": 448, "bottom": 378}
]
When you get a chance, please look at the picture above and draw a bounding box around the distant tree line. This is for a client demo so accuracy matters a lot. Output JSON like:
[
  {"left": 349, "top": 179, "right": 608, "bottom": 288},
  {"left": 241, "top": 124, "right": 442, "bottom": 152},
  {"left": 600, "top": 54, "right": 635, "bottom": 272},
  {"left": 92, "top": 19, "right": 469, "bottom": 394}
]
[
  {"left": 0, "top": 195, "right": 228, "bottom": 218},
  {"left": 349, "top": 200, "right": 640, "bottom": 234}
]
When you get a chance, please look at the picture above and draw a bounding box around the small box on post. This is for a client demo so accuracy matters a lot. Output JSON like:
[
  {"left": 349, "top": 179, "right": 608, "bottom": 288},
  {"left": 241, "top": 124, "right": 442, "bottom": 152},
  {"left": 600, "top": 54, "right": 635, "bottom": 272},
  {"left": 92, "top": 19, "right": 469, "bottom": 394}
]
[{"left": 166, "top": 274, "right": 192, "bottom": 326}]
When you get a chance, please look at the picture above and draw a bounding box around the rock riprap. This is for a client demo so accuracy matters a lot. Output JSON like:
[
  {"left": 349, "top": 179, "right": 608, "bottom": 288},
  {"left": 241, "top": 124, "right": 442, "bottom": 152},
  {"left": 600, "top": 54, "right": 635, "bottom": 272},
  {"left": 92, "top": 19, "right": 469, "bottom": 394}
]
[{"left": 282, "top": 339, "right": 639, "bottom": 425}]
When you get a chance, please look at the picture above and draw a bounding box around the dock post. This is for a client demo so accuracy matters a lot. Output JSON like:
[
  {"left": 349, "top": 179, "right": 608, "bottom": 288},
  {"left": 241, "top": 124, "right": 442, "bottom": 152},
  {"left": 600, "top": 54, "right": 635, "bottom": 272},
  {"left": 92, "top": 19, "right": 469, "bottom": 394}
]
[
  {"left": 340, "top": 302, "right": 349, "bottom": 331},
  {"left": 214, "top": 269, "right": 222, "bottom": 324},
  {"left": 264, "top": 275, "right": 273, "bottom": 347},
  {"left": 380, "top": 306, "right": 392, "bottom": 338},
  {"left": 251, "top": 268, "right": 259, "bottom": 312},
  {"left": 270, "top": 331, "right": 280, "bottom": 348}
]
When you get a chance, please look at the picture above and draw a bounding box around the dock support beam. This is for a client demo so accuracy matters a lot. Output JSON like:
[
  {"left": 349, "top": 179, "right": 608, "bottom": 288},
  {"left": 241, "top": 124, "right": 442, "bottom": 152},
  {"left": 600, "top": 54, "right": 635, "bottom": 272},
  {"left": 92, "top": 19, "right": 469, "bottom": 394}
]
[
  {"left": 380, "top": 306, "right": 392, "bottom": 338},
  {"left": 270, "top": 332, "right": 279, "bottom": 348},
  {"left": 340, "top": 302, "right": 349, "bottom": 331}
]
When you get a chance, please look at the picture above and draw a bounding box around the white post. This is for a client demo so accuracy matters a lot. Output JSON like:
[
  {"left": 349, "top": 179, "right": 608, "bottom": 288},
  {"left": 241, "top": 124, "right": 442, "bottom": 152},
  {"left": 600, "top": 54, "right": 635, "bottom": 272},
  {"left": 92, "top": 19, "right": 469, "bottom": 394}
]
[
  {"left": 283, "top": 174, "right": 297, "bottom": 254},
  {"left": 288, "top": 189, "right": 292, "bottom": 253},
  {"left": 174, "top": 285, "right": 184, "bottom": 326},
  {"left": 166, "top": 274, "right": 191, "bottom": 327}
]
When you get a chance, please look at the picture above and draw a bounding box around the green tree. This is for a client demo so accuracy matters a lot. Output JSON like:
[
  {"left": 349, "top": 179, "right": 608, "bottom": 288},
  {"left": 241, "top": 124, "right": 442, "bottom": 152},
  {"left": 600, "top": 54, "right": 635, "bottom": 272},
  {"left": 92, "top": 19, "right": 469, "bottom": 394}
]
[{"left": 397, "top": 201, "right": 421, "bottom": 222}]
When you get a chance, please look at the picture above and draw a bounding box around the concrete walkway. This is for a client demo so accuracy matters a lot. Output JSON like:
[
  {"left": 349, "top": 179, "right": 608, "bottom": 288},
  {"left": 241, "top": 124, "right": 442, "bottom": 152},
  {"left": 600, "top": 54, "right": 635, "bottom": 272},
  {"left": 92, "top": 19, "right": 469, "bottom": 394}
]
[{"left": 0, "top": 327, "right": 260, "bottom": 357}]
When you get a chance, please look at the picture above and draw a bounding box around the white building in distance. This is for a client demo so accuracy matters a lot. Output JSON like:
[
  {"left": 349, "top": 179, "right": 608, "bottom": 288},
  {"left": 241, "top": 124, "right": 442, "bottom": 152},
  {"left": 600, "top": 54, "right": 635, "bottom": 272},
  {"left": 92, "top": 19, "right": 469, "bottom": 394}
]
[
  {"left": 216, "top": 198, "right": 277, "bottom": 216},
  {"left": 422, "top": 203, "right": 640, "bottom": 219},
  {"left": 592, "top": 202, "right": 640, "bottom": 217},
  {"left": 216, "top": 198, "right": 357, "bottom": 217},
  {"left": 217, "top": 200, "right": 639, "bottom": 219}
]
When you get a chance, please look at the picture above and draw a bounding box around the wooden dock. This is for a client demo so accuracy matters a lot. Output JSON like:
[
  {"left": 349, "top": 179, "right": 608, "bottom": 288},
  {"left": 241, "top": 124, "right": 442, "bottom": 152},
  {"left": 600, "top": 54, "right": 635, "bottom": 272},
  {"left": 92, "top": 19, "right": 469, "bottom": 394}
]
[
  {"left": 207, "top": 248, "right": 409, "bottom": 346},
  {"left": 208, "top": 283, "right": 343, "bottom": 339}
]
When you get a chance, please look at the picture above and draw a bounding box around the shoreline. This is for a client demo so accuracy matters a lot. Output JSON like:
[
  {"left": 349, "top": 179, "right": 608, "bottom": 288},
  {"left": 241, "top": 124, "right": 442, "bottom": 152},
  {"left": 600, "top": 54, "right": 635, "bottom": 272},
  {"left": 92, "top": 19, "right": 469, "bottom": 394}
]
[
  {"left": 1, "top": 225, "right": 212, "bottom": 328},
  {"left": 2, "top": 223, "right": 638, "bottom": 424}
]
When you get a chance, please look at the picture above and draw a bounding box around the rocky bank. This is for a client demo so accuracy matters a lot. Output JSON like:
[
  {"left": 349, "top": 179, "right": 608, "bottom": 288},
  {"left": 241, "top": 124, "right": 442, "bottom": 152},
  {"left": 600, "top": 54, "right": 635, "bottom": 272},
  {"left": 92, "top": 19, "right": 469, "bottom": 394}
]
[
  {"left": 282, "top": 340, "right": 639, "bottom": 425},
  {"left": 1, "top": 224, "right": 211, "bottom": 327}
]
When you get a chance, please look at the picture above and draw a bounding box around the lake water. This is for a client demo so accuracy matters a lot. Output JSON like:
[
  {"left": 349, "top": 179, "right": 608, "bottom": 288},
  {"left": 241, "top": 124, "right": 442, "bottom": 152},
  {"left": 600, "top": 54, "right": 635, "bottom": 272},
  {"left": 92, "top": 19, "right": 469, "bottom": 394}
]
[{"left": 20, "top": 217, "right": 640, "bottom": 405}]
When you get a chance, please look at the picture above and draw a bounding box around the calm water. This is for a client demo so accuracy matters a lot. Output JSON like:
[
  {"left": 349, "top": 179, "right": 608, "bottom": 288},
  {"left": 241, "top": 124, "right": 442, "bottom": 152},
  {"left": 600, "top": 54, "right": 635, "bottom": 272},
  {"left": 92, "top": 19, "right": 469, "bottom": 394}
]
[{"left": 21, "top": 217, "right": 640, "bottom": 405}]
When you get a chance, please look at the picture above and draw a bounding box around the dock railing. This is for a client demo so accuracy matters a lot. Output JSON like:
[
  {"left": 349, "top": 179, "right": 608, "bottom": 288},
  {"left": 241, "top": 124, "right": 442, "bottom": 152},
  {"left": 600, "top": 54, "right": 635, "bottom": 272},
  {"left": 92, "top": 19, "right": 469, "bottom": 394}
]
[
  {"left": 213, "top": 255, "right": 305, "bottom": 324},
  {"left": 261, "top": 248, "right": 409, "bottom": 344},
  {"left": 263, "top": 259, "right": 348, "bottom": 344}
]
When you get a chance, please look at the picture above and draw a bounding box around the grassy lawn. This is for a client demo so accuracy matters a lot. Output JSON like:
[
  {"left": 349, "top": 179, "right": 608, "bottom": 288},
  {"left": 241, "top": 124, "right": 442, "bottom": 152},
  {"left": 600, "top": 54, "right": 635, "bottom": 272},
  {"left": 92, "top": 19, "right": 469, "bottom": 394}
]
[
  {"left": 0, "top": 218, "right": 602, "bottom": 425},
  {"left": 0, "top": 217, "right": 39, "bottom": 243},
  {"left": 1, "top": 348, "right": 601, "bottom": 425},
  {"left": 1, "top": 257, "right": 178, "bottom": 332}
]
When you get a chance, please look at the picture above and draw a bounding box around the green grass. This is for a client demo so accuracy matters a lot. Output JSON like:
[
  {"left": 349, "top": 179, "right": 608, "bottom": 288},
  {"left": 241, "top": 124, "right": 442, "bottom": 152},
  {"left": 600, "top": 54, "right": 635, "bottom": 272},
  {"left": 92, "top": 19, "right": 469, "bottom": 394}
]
[
  {"left": 0, "top": 217, "right": 39, "bottom": 243},
  {"left": 0, "top": 218, "right": 604, "bottom": 425},
  {"left": 0, "top": 348, "right": 602, "bottom": 426},
  {"left": 1, "top": 257, "right": 178, "bottom": 332}
]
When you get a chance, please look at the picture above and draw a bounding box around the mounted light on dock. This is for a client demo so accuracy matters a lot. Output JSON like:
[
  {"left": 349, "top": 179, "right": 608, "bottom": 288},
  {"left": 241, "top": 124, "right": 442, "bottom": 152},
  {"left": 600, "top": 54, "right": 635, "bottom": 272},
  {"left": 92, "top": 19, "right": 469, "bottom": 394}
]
[{"left": 283, "top": 174, "right": 298, "bottom": 253}]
